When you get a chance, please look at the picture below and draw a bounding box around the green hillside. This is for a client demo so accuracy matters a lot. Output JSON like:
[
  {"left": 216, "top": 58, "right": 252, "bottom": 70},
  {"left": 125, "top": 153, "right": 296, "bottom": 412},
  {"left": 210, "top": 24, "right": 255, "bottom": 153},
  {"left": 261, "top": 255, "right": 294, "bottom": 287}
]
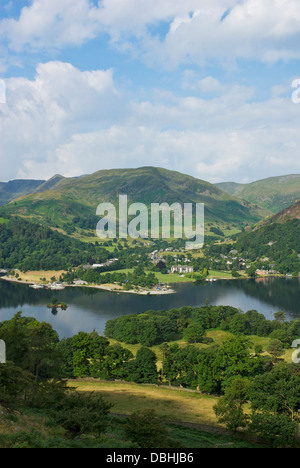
[
  {"left": 233, "top": 200, "right": 300, "bottom": 275},
  {"left": 2, "top": 167, "right": 263, "bottom": 236},
  {"left": 217, "top": 174, "right": 300, "bottom": 214},
  {"left": 0, "top": 179, "right": 45, "bottom": 206},
  {"left": 0, "top": 215, "right": 112, "bottom": 270}
]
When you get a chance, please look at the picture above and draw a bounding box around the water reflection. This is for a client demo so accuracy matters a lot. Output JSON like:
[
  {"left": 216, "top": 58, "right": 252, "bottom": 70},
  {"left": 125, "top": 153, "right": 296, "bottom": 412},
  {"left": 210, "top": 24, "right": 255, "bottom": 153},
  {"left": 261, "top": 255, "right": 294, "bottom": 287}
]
[{"left": 0, "top": 277, "right": 299, "bottom": 338}]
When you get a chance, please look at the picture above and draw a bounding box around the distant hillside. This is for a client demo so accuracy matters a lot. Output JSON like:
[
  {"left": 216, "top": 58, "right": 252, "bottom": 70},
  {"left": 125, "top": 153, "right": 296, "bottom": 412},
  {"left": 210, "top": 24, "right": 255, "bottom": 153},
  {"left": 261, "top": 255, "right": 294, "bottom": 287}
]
[
  {"left": 33, "top": 175, "right": 66, "bottom": 193},
  {"left": 266, "top": 199, "right": 300, "bottom": 223},
  {"left": 216, "top": 174, "right": 300, "bottom": 214},
  {"left": 0, "top": 179, "right": 45, "bottom": 206},
  {"left": 253, "top": 199, "right": 300, "bottom": 230},
  {"left": 233, "top": 200, "right": 300, "bottom": 275},
  {"left": 0, "top": 215, "right": 111, "bottom": 270},
  {"left": 1, "top": 167, "right": 263, "bottom": 235}
]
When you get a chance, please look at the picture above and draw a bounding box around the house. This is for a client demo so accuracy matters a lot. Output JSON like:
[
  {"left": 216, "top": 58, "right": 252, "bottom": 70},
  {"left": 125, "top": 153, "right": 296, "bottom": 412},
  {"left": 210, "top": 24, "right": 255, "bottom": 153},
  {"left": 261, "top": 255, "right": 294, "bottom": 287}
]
[
  {"left": 83, "top": 258, "right": 119, "bottom": 270},
  {"left": 73, "top": 280, "right": 88, "bottom": 286},
  {"left": 255, "top": 269, "right": 269, "bottom": 276},
  {"left": 171, "top": 265, "right": 194, "bottom": 274}
]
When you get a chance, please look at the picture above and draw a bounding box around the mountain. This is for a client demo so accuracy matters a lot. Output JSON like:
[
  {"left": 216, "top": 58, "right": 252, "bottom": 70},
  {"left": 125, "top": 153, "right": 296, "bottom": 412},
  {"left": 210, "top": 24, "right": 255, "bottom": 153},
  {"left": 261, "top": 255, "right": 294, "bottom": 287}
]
[
  {"left": 216, "top": 174, "right": 300, "bottom": 214},
  {"left": 267, "top": 199, "right": 300, "bottom": 222},
  {"left": 0, "top": 167, "right": 263, "bottom": 235},
  {"left": 233, "top": 200, "right": 300, "bottom": 275},
  {"left": 0, "top": 216, "right": 111, "bottom": 271},
  {"left": 33, "top": 174, "right": 66, "bottom": 193},
  {"left": 0, "top": 179, "right": 45, "bottom": 206},
  {"left": 254, "top": 199, "right": 300, "bottom": 229}
]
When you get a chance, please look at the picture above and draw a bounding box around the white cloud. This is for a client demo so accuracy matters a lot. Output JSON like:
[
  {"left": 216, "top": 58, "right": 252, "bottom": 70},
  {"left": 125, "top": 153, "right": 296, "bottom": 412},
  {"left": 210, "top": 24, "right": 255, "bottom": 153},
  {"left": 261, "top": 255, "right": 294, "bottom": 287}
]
[
  {"left": 0, "top": 61, "right": 120, "bottom": 180},
  {"left": 1, "top": 60, "right": 300, "bottom": 184},
  {"left": 141, "top": 0, "right": 300, "bottom": 68},
  {"left": 0, "top": 0, "right": 101, "bottom": 51},
  {"left": 2, "top": 0, "right": 300, "bottom": 67}
]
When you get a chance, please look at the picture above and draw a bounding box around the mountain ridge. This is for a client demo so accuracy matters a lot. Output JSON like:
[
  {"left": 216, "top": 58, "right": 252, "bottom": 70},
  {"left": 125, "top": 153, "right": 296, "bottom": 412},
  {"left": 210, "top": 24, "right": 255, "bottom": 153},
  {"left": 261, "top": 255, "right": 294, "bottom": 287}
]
[
  {"left": 217, "top": 174, "right": 300, "bottom": 214},
  {"left": 0, "top": 166, "right": 264, "bottom": 234},
  {"left": 253, "top": 199, "right": 300, "bottom": 230},
  {"left": 0, "top": 179, "right": 45, "bottom": 206}
]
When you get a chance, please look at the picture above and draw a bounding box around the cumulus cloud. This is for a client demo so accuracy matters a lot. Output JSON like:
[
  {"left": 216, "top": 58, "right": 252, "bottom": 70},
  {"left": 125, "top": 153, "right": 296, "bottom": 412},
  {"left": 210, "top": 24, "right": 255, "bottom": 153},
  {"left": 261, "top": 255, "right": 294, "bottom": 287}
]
[
  {"left": 1, "top": 1, "right": 300, "bottom": 183},
  {"left": 1, "top": 60, "right": 300, "bottom": 183},
  {"left": 0, "top": 0, "right": 101, "bottom": 51},
  {"left": 0, "top": 61, "right": 120, "bottom": 180},
  {"left": 2, "top": 0, "right": 300, "bottom": 66},
  {"left": 139, "top": 0, "right": 300, "bottom": 68}
]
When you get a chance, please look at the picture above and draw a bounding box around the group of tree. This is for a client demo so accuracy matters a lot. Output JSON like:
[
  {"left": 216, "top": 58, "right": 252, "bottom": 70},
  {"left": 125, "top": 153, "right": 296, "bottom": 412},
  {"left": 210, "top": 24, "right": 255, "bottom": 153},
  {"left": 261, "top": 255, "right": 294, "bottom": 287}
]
[
  {"left": 213, "top": 366, "right": 300, "bottom": 447},
  {"left": 208, "top": 219, "right": 300, "bottom": 276},
  {"left": 65, "top": 266, "right": 159, "bottom": 290},
  {"left": 104, "top": 304, "right": 300, "bottom": 349},
  {"left": 0, "top": 215, "right": 162, "bottom": 274},
  {"left": 1, "top": 308, "right": 299, "bottom": 447},
  {"left": 0, "top": 216, "right": 113, "bottom": 271}
]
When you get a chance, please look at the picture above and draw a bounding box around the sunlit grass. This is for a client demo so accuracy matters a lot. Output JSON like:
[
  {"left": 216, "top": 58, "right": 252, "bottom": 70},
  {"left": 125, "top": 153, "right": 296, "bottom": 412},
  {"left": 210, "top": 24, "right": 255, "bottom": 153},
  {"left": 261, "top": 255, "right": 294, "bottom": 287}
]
[{"left": 68, "top": 380, "right": 220, "bottom": 426}]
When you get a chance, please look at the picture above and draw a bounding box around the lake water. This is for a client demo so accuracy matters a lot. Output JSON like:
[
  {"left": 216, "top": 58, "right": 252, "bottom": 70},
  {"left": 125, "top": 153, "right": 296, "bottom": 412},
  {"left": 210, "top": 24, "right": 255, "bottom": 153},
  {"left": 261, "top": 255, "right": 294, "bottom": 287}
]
[{"left": 0, "top": 277, "right": 299, "bottom": 338}]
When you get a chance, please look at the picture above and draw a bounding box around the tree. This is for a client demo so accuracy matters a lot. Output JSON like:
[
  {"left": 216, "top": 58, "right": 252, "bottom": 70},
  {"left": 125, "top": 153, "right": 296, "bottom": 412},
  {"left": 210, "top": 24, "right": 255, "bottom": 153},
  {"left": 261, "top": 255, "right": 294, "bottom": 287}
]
[
  {"left": 183, "top": 323, "right": 205, "bottom": 344},
  {"left": 274, "top": 311, "right": 286, "bottom": 324},
  {"left": 249, "top": 412, "right": 298, "bottom": 448},
  {"left": 126, "top": 347, "right": 158, "bottom": 384},
  {"left": 0, "top": 362, "right": 34, "bottom": 413},
  {"left": 56, "top": 337, "right": 75, "bottom": 378},
  {"left": 267, "top": 339, "right": 285, "bottom": 361},
  {"left": 213, "top": 378, "right": 250, "bottom": 431},
  {"left": 26, "top": 320, "right": 60, "bottom": 381},
  {"left": 227, "top": 314, "right": 251, "bottom": 335},
  {"left": 71, "top": 331, "right": 110, "bottom": 377},
  {"left": 195, "top": 348, "right": 223, "bottom": 394},
  {"left": 0, "top": 313, "right": 61, "bottom": 381},
  {"left": 160, "top": 343, "right": 169, "bottom": 382},
  {"left": 96, "top": 344, "right": 133, "bottom": 379},
  {"left": 249, "top": 363, "right": 300, "bottom": 421},
  {"left": 247, "top": 265, "right": 257, "bottom": 277},
  {"left": 219, "top": 336, "right": 262, "bottom": 391},
  {"left": 0, "top": 312, "right": 29, "bottom": 367},
  {"left": 123, "top": 410, "right": 178, "bottom": 448},
  {"left": 49, "top": 391, "right": 112, "bottom": 438}
]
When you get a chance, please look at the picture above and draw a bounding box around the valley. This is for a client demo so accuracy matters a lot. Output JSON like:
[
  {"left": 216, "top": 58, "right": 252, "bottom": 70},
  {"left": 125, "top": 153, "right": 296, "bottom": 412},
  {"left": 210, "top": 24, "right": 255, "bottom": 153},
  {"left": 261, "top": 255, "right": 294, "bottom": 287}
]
[{"left": 0, "top": 166, "right": 299, "bottom": 449}]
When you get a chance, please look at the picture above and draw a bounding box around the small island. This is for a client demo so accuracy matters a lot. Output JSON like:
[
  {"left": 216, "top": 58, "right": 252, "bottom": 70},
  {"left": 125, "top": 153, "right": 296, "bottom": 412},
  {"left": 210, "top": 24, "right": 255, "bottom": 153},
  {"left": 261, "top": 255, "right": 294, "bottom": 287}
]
[{"left": 47, "top": 297, "right": 68, "bottom": 314}]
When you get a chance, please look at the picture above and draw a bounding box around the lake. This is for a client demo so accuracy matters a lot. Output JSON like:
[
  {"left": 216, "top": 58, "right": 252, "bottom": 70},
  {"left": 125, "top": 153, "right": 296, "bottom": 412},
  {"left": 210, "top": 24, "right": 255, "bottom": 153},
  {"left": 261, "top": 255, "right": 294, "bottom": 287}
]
[{"left": 0, "top": 277, "right": 299, "bottom": 338}]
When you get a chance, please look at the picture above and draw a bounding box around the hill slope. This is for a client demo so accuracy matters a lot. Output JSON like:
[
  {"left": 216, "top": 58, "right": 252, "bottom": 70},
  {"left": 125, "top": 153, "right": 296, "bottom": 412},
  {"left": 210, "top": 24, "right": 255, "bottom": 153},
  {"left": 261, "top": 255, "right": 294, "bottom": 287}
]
[
  {"left": 0, "top": 215, "right": 112, "bottom": 270},
  {"left": 264, "top": 199, "right": 300, "bottom": 224},
  {"left": 233, "top": 200, "right": 300, "bottom": 275},
  {"left": 0, "top": 179, "right": 45, "bottom": 206},
  {"left": 216, "top": 174, "right": 300, "bottom": 214},
  {"left": 1, "top": 167, "right": 263, "bottom": 235}
]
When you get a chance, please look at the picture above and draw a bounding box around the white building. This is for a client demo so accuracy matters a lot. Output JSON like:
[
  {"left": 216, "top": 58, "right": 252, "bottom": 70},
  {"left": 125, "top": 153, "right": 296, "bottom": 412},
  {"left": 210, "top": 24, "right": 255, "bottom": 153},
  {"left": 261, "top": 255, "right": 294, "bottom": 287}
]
[{"left": 171, "top": 265, "right": 194, "bottom": 274}]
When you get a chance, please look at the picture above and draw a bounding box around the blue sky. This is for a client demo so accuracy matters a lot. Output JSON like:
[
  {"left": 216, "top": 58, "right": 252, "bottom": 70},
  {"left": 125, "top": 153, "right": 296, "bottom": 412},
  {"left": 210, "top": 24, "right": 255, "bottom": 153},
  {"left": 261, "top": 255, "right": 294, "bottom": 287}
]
[{"left": 1, "top": 0, "right": 300, "bottom": 183}]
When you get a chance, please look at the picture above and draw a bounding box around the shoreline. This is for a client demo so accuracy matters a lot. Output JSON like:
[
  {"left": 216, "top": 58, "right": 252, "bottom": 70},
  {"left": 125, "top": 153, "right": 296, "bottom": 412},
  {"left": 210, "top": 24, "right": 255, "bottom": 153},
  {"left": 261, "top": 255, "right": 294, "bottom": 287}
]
[
  {"left": 66, "top": 282, "right": 176, "bottom": 295},
  {"left": 0, "top": 275, "right": 176, "bottom": 295},
  {"left": 1, "top": 272, "right": 291, "bottom": 296}
]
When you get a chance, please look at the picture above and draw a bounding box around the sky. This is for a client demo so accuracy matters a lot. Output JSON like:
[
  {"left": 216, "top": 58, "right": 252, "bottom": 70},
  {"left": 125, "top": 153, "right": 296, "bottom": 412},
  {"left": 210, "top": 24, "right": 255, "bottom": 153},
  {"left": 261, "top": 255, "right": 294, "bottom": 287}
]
[{"left": 1, "top": 0, "right": 300, "bottom": 184}]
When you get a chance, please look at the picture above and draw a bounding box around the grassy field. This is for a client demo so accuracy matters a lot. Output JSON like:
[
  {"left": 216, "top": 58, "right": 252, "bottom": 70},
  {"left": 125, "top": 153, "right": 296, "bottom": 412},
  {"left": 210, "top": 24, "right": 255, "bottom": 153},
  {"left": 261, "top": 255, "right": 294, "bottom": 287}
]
[
  {"left": 207, "top": 269, "right": 248, "bottom": 279},
  {"left": 11, "top": 267, "right": 246, "bottom": 284},
  {"left": 11, "top": 270, "right": 67, "bottom": 283},
  {"left": 9, "top": 267, "right": 195, "bottom": 285},
  {"left": 108, "top": 328, "right": 293, "bottom": 372},
  {"left": 0, "top": 396, "right": 261, "bottom": 448},
  {"left": 68, "top": 379, "right": 220, "bottom": 427},
  {"left": 97, "top": 268, "right": 195, "bottom": 283}
]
